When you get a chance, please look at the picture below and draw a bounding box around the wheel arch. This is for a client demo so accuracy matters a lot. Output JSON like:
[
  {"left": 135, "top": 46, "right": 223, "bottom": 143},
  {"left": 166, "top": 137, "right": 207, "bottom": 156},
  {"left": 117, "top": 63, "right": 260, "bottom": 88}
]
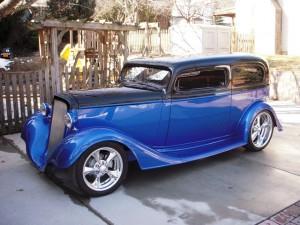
[
  {"left": 83, "top": 140, "right": 138, "bottom": 163},
  {"left": 49, "top": 127, "right": 174, "bottom": 170},
  {"left": 236, "top": 101, "right": 282, "bottom": 142}
]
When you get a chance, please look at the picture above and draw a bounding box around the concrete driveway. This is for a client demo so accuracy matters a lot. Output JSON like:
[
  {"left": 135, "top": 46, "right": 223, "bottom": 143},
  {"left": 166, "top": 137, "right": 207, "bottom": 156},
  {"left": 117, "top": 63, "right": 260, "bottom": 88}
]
[{"left": 1, "top": 101, "right": 300, "bottom": 225}]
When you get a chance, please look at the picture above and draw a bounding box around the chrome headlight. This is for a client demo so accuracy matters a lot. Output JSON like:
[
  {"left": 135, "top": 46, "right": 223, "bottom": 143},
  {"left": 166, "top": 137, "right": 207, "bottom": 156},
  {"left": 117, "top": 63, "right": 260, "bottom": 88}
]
[
  {"left": 64, "top": 113, "right": 73, "bottom": 129},
  {"left": 40, "top": 103, "right": 51, "bottom": 116}
]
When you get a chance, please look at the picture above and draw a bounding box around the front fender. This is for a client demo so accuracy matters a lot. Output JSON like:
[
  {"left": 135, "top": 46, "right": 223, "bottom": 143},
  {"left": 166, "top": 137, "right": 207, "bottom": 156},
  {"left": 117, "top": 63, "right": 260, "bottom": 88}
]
[
  {"left": 51, "top": 128, "right": 181, "bottom": 170},
  {"left": 236, "top": 101, "right": 283, "bottom": 142},
  {"left": 21, "top": 113, "right": 50, "bottom": 170}
]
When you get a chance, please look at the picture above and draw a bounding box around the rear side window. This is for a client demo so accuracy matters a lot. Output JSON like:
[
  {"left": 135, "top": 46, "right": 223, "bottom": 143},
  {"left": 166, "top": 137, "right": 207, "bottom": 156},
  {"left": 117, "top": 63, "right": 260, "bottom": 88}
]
[
  {"left": 176, "top": 69, "right": 227, "bottom": 91},
  {"left": 232, "top": 65, "right": 265, "bottom": 87}
]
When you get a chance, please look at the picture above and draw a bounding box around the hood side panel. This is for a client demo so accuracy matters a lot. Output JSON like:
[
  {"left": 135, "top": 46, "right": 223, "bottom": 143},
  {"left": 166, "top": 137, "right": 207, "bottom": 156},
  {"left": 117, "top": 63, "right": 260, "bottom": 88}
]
[{"left": 65, "top": 87, "right": 162, "bottom": 108}]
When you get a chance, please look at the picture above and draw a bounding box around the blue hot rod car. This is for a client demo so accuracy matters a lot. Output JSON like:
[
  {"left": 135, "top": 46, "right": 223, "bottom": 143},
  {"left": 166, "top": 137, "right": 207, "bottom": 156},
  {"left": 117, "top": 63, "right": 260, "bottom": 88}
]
[{"left": 22, "top": 54, "right": 282, "bottom": 196}]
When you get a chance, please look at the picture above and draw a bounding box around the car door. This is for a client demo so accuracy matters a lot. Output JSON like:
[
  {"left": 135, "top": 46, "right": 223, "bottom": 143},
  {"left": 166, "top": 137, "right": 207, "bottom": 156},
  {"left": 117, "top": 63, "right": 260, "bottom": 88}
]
[{"left": 166, "top": 66, "right": 232, "bottom": 146}]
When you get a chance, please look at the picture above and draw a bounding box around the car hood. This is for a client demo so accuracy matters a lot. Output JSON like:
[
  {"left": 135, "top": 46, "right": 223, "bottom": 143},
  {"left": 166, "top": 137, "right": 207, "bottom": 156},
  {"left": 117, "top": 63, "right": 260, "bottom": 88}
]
[{"left": 55, "top": 87, "right": 163, "bottom": 108}]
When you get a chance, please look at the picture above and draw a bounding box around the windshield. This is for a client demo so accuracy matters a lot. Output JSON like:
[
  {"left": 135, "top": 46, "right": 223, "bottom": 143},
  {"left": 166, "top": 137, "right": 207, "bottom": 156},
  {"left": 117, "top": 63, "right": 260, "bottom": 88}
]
[{"left": 121, "top": 66, "right": 170, "bottom": 90}]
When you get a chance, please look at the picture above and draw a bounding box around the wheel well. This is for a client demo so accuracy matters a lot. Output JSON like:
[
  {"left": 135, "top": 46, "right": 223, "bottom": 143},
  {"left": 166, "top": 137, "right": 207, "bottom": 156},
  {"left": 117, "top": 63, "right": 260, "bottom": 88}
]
[
  {"left": 90, "top": 140, "right": 139, "bottom": 165},
  {"left": 265, "top": 109, "right": 277, "bottom": 127}
]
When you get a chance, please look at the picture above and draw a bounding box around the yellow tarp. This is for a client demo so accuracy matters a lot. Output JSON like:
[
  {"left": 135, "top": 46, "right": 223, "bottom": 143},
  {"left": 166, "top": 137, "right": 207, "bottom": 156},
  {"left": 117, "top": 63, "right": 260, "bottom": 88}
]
[
  {"left": 60, "top": 44, "right": 85, "bottom": 72},
  {"left": 60, "top": 44, "right": 71, "bottom": 61}
]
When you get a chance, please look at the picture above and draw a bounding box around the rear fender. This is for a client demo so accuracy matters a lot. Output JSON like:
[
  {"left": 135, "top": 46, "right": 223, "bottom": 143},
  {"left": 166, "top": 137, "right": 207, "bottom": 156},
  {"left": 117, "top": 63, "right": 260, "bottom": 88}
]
[{"left": 236, "top": 101, "right": 283, "bottom": 142}]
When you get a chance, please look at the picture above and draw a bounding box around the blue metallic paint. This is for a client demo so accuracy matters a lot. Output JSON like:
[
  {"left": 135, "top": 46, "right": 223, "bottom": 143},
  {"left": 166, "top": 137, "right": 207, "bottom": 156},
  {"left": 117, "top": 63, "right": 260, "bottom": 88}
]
[
  {"left": 21, "top": 113, "right": 50, "bottom": 170},
  {"left": 166, "top": 92, "right": 231, "bottom": 146},
  {"left": 21, "top": 55, "right": 282, "bottom": 172},
  {"left": 22, "top": 94, "right": 281, "bottom": 171}
]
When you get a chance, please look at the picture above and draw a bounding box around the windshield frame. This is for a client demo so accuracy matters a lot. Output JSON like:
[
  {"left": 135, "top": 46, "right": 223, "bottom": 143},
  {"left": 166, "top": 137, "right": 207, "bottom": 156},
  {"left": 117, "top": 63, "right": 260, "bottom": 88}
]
[{"left": 120, "top": 64, "right": 172, "bottom": 91}]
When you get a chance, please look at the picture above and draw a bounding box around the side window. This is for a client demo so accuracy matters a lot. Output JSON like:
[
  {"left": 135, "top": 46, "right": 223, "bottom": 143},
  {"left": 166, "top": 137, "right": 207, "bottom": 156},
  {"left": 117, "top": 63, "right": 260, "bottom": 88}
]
[
  {"left": 176, "top": 69, "right": 227, "bottom": 91},
  {"left": 232, "top": 65, "right": 265, "bottom": 87}
]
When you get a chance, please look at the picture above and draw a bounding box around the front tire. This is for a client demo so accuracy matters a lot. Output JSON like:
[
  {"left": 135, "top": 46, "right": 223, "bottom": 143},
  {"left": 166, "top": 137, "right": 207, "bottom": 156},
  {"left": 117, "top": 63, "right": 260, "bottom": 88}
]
[
  {"left": 246, "top": 110, "right": 274, "bottom": 152},
  {"left": 75, "top": 142, "right": 128, "bottom": 196}
]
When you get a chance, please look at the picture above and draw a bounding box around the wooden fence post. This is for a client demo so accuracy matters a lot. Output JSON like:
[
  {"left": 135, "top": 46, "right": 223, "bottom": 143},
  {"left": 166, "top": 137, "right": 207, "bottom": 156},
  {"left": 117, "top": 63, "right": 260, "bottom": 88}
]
[{"left": 50, "top": 28, "right": 61, "bottom": 94}]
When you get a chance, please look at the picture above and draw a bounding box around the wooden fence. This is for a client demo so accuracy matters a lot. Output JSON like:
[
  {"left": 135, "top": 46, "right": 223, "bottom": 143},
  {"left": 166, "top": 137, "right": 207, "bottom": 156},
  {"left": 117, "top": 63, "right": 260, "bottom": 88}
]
[
  {"left": 0, "top": 70, "right": 55, "bottom": 134},
  {"left": 127, "top": 29, "right": 255, "bottom": 55},
  {"left": 0, "top": 63, "right": 120, "bottom": 135},
  {"left": 231, "top": 31, "right": 255, "bottom": 53},
  {"left": 62, "top": 64, "right": 119, "bottom": 91},
  {"left": 127, "top": 29, "right": 170, "bottom": 55}
]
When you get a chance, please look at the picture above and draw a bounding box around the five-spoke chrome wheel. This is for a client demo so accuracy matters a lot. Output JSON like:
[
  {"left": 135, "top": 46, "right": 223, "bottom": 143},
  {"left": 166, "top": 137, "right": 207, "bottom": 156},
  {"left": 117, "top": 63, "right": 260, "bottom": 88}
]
[
  {"left": 247, "top": 111, "right": 274, "bottom": 151},
  {"left": 75, "top": 143, "right": 128, "bottom": 196}
]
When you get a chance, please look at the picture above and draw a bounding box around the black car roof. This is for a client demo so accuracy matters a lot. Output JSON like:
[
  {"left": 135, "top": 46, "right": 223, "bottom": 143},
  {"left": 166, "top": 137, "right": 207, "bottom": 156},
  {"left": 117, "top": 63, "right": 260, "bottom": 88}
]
[{"left": 125, "top": 54, "right": 268, "bottom": 72}]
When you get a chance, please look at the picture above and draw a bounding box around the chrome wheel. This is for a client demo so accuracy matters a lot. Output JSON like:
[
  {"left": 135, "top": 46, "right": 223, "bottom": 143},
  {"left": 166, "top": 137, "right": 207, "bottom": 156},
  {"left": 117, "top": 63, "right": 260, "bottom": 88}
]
[
  {"left": 251, "top": 111, "right": 273, "bottom": 148},
  {"left": 82, "top": 147, "right": 123, "bottom": 191}
]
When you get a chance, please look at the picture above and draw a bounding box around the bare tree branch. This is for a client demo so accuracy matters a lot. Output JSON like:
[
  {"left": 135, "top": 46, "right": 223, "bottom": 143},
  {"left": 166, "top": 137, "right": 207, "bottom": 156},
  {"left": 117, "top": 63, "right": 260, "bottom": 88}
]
[
  {"left": 0, "top": 0, "right": 38, "bottom": 19},
  {"left": 174, "top": 0, "right": 216, "bottom": 23},
  {"left": 0, "top": 0, "right": 20, "bottom": 18}
]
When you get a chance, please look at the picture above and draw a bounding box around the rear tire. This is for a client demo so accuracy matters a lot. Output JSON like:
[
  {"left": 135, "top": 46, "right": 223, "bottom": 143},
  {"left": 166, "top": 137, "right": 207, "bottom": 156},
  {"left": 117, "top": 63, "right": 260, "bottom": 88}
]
[
  {"left": 74, "top": 142, "right": 128, "bottom": 196},
  {"left": 246, "top": 110, "right": 274, "bottom": 152}
]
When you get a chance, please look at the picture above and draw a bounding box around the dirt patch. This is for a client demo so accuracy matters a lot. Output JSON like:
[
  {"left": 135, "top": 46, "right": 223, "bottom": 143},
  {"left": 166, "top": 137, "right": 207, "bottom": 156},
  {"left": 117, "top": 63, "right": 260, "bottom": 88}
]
[{"left": 9, "top": 54, "right": 43, "bottom": 72}]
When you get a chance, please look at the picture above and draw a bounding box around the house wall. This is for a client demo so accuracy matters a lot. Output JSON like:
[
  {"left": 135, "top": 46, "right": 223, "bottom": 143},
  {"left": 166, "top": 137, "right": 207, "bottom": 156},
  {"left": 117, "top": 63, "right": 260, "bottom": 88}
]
[
  {"left": 169, "top": 24, "right": 231, "bottom": 56},
  {"left": 278, "top": 0, "right": 300, "bottom": 55},
  {"left": 235, "top": 0, "right": 278, "bottom": 55}
]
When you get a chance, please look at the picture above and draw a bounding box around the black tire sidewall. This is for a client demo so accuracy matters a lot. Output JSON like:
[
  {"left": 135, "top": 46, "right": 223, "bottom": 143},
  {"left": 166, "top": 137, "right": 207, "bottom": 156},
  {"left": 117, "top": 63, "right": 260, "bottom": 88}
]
[
  {"left": 247, "top": 110, "right": 274, "bottom": 152},
  {"left": 75, "top": 142, "right": 128, "bottom": 197}
]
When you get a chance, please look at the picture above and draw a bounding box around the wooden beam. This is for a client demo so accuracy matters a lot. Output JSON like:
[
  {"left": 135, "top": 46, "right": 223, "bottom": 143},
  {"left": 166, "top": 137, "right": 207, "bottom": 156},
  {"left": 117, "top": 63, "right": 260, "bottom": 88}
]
[
  {"left": 42, "top": 20, "right": 137, "bottom": 31},
  {"left": 69, "top": 30, "right": 73, "bottom": 47},
  {"left": 38, "top": 30, "right": 44, "bottom": 59},
  {"left": 50, "top": 28, "right": 61, "bottom": 94}
]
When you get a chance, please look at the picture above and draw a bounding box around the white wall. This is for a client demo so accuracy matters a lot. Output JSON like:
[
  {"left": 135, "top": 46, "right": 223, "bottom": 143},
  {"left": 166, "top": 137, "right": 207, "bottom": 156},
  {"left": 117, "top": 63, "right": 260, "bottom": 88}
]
[
  {"left": 235, "top": 0, "right": 277, "bottom": 55},
  {"left": 278, "top": 0, "right": 300, "bottom": 55},
  {"left": 169, "top": 24, "right": 231, "bottom": 55}
]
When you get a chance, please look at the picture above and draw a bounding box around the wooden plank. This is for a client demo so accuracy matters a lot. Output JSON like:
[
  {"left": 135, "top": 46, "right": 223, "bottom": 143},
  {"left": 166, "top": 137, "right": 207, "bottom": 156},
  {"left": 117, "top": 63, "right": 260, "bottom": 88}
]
[
  {"left": 32, "top": 71, "right": 38, "bottom": 112},
  {"left": 70, "top": 30, "right": 74, "bottom": 47},
  {"left": 38, "top": 70, "right": 45, "bottom": 103},
  {"left": 103, "top": 31, "right": 108, "bottom": 88},
  {"left": 107, "top": 31, "right": 112, "bottom": 86},
  {"left": 50, "top": 28, "right": 61, "bottom": 93},
  {"left": 4, "top": 73, "right": 13, "bottom": 133},
  {"left": 11, "top": 73, "right": 20, "bottom": 129},
  {"left": 44, "top": 65, "right": 51, "bottom": 103},
  {"left": 0, "top": 72, "right": 5, "bottom": 134},
  {"left": 25, "top": 72, "right": 33, "bottom": 117},
  {"left": 74, "top": 69, "right": 79, "bottom": 90},
  {"left": 38, "top": 30, "right": 44, "bottom": 59},
  {"left": 77, "top": 69, "right": 81, "bottom": 90},
  {"left": 18, "top": 73, "right": 26, "bottom": 124},
  {"left": 71, "top": 67, "right": 76, "bottom": 90},
  {"left": 42, "top": 20, "right": 137, "bottom": 31},
  {"left": 94, "top": 64, "right": 99, "bottom": 88},
  {"left": 50, "top": 64, "right": 56, "bottom": 97},
  {"left": 98, "top": 31, "right": 104, "bottom": 87},
  {"left": 88, "top": 65, "right": 93, "bottom": 89},
  {"left": 65, "top": 67, "right": 70, "bottom": 92},
  {"left": 82, "top": 66, "right": 87, "bottom": 89}
]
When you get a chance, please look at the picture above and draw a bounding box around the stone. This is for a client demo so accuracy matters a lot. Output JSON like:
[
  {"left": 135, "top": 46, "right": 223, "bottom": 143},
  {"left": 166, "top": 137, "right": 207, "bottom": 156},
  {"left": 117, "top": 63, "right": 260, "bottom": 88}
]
[{"left": 270, "top": 212, "right": 294, "bottom": 225}]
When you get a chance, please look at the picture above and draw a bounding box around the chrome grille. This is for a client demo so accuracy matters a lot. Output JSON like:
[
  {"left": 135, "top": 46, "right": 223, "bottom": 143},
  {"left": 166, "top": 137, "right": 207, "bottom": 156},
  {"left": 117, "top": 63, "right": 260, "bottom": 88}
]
[{"left": 48, "top": 99, "right": 68, "bottom": 158}]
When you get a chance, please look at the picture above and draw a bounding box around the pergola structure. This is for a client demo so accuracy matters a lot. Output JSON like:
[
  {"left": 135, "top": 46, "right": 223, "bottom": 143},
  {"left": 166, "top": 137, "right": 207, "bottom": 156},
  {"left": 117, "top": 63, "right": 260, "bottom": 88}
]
[{"left": 37, "top": 20, "right": 137, "bottom": 93}]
